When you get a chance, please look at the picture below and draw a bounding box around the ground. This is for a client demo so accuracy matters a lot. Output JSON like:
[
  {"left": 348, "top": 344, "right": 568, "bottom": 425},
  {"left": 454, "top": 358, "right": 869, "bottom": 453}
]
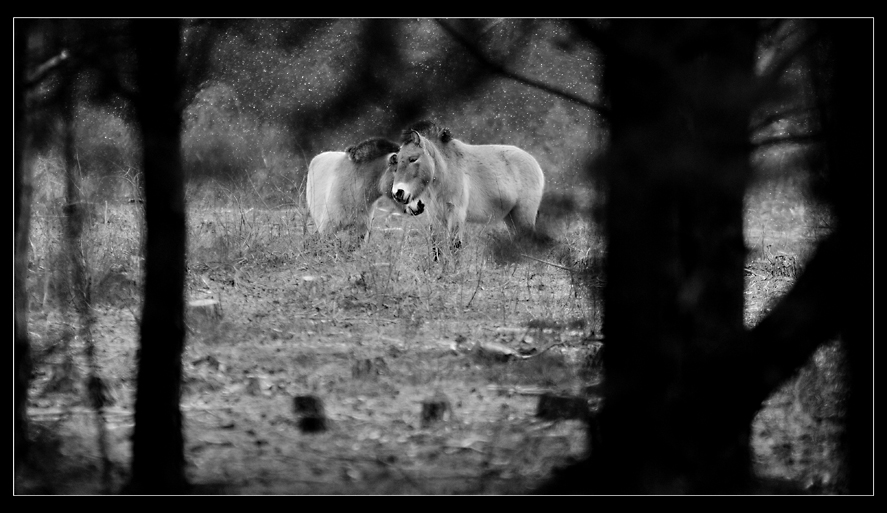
[{"left": 17, "top": 177, "right": 847, "bottom": 495}]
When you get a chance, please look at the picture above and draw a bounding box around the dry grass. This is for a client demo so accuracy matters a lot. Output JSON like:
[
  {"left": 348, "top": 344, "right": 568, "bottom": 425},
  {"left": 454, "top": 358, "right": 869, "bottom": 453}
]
[{"left": 19, "top": 159, "right": 847, "bottom": 494}]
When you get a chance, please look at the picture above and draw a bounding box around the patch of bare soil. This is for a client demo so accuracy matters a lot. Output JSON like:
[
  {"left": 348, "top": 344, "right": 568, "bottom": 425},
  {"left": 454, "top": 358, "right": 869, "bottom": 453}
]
[{"left": 21, "top": 222, "right": 600, "bottom": 494}]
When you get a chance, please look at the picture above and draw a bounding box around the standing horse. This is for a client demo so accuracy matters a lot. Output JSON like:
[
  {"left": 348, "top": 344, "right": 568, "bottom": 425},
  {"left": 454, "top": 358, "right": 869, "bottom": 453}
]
[
  {"left": 306, "top": 137, "right": 423, "bottom": 237},
  {"left": 390, "top": 120, "right": 545, "bottom": 253}
]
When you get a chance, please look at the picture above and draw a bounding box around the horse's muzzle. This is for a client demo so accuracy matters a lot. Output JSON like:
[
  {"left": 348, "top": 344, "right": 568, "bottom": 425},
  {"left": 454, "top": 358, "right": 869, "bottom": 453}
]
[{"left": 408, "top": 200, "right": 425, "bottom": 216}]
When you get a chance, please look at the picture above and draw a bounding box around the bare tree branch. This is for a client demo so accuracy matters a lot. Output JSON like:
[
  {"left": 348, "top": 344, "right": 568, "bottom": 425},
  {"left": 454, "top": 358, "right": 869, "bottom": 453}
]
[
  {"left": 26, "top": 49, "right": 70, "bottom": 87},
  {"left": 754, "top": 23, "right": 823, "bottom": 100},
  {"left": 730, "top": 232, "right": 844, "bottom": 413},
  {"left": 566, "top": 19, "right": 613, "bottom": 56},
  {"left": 749, "top": 105, "right": 816, "bottom": 135},
  {"left": 435, "top": 20, "right": 609, "bottom": 117},
  {"left": 751, "top": 132, "right": 822, "bottom": 149}
]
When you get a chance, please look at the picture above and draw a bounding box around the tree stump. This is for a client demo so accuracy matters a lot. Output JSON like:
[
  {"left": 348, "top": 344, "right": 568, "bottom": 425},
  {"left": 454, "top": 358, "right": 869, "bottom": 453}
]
[
  {"left": 351, "top": 357, "right": 388, "bottom": 380},
  {"left": 293, "top": 395, "right": 327, "bottom": 433},
  {"left": 421, "top": 391, "right": 453, "bottom": 427},
  {"left": 187, "top": 299, "right": 222, "bottom": 327},
  {"left": 536, "top": 393, "right": 589, "bottom": 421}
]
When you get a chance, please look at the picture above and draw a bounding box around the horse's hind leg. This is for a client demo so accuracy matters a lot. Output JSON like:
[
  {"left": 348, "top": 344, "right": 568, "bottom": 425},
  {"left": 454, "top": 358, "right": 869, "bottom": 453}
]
[
  {"left": 428, "top": 226, "right": 458, "bottom": 262},
  {"left": 505, "top": 205, "right": 538, "bottom": 238},
  {"left": 363, "top": 203, "right": 380, "bottom": 243},
  {"left": 428, "top": 224, "right": 444, "bottom": 261}
]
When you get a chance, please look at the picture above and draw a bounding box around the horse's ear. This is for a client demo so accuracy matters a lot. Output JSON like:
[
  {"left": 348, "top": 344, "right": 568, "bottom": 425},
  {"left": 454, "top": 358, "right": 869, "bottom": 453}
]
[
  {"left": 410, "top": 130, "right": 422, "bottom": 147},
  {"left": 388, "top": 153, "right": 397, "bottom": 166}
]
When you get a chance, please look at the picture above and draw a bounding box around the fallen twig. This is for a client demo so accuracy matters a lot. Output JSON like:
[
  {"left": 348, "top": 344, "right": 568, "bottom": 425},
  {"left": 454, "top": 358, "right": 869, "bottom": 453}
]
[
  {"left": 521, "top": 340, "right": 570, "bottom": 359},
  {"left": 520, "top": 253, "right": 576, "bottom": 272},
  {"left": 485, "top": 385, "right": 552, "bottom": 396}
]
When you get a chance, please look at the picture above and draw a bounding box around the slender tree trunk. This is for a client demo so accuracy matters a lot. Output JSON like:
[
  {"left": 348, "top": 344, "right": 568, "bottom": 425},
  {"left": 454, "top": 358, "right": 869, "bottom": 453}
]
[
  {"left": 14, "top": 18, "right": 34, "bottom": 477},
  {"left": 58, "top": 28, "right": 113, "bottom": 491},
  {"left": 126, "top": 19, "right": 190, "bottom": 494}
]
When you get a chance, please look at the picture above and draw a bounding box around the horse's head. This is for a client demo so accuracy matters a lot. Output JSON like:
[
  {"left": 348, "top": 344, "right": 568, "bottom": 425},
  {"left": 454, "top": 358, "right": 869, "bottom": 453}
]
[
  {"left": 391, "top": 130, "right": 435, "bottom": 206},
  {"left": 380, "top": 151, "right": 424, "bottom": 216}
]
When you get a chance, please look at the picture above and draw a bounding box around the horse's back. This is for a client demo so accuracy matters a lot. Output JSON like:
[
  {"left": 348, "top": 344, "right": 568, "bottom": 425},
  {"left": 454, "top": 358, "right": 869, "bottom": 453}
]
[
  {"left": 307, "top": 151, "right": 351, "bottom": 233},
  {"left": 458, "top": 143, "right": 544, "bottom": 226}
]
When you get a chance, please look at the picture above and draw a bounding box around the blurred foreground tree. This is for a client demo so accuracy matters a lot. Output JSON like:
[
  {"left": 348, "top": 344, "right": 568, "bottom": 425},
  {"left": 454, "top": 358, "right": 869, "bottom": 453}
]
[
  {"left": 537, "top": 19, "right": 872, "bottom": 494},
  {"left": 15, "top": 18, "right": 35, "bottom": 476},
  {"left": 15, "top": 18, "right": 84, "bottom": 479},
  {"left": 124, "top": 19, "right": 190, "bottom": 494},
  {"left": 582, "top": 19, "right": 759, "bottom": 493},
  {"left": 13, "top": 19, "right": 190, "bottom": 493},
  {"left": 806, "top": 20, "right": 872, "bottom": 495}
]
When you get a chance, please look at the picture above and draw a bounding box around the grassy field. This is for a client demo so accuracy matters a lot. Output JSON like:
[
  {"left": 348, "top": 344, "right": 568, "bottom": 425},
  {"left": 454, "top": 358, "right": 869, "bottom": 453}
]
[{"left": 18, "top": 163, "right": 846, "bottom": 494}]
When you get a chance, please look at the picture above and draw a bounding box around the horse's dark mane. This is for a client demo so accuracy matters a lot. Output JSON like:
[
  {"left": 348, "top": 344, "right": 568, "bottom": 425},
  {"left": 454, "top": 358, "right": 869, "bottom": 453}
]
[
  {"left": 401, "top": 120, "right": 453, "bottom": 145},
  {"left": 346, "top": 137, "right": 400, "bottom": 164}
]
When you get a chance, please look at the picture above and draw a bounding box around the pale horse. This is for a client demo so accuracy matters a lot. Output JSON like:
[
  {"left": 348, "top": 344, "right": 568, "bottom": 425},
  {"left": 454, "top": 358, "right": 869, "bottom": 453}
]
[
  {"left": 389, "top": 120, "right": 545, "bottom": 254},
  {"left": 306, "top": 137, "right": 424, "bottom": 238}
]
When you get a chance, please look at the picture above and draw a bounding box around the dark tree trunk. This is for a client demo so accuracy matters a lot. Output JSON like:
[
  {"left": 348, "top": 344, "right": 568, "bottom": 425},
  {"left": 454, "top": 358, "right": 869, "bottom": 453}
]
[
  {"left": 740, "top": 19, "right": 872, "bottom": 494},
  {"left": 819, "top": 20, "right": 873, "bottom": 496},
  {"left": 126, "top": 19, "right": 190, "bottom": 494},
  {"left": 595, "top": 20, "right": 760, "bottom": 494},
  {"left": 539, "top": 20, "right": 760, "bottom": 494},
  {"left": 537, "top": 19, "right": 872, "bottom": 495},
  {"left": 14, "top": 18, "right": 34, "bottom": 477}
]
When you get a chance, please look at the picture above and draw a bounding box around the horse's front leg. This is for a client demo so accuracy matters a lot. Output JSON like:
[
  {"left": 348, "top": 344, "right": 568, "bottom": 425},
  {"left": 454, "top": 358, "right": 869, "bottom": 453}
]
[
  {"left": 428, "top": 224, "right": 440, "bottom": 261},
  {"left": 446, "top": 222, "right": 463, "bottom": 253},
  {"left": 428, "top": 208, "right": 462, "bottom": 262},
  {"left": 446, "top": 203, "right": 465, "bottom": 253},
  {"left": 428, "top": 214, "right": 446, "bottom": 262}
]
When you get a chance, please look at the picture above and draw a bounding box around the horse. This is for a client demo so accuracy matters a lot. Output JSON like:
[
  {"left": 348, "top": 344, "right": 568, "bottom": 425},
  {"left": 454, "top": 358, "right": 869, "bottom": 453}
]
[
  {"left": 389, "top": 120, "right": 545, "bottom": 254},
  {"left": 306, "top": 137, "right": 424, "bottom": 237}
]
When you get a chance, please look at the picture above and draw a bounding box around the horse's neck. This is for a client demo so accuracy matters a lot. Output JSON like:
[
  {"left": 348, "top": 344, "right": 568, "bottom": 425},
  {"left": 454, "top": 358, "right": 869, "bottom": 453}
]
[
  {"left": 355, "top": 161, "right": 385, "bottom": 205},
  {"left": 427, "top": 141, "right": 472, "bottom": 204},
  {"left": 428, "top": 139, "right": 460, "bottom": 180}
]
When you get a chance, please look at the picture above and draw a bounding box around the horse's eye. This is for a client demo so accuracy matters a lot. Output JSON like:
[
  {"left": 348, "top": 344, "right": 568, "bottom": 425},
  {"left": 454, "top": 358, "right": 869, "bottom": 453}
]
[{"left": 409, "top": 157, "right": 418, "bottom": 163}]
